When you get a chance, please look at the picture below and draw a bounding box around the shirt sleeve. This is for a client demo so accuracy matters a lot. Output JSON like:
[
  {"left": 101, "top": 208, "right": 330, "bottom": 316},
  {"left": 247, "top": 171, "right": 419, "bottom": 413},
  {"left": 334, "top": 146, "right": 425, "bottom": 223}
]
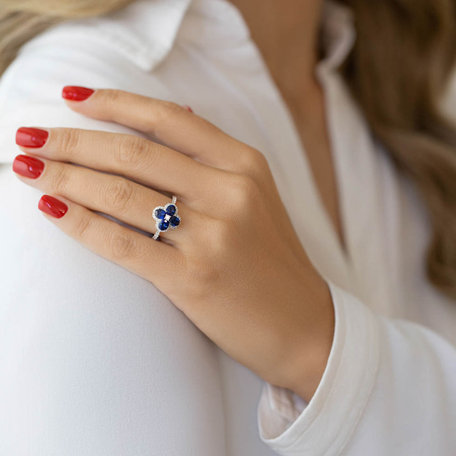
[{"left": 257, "top": 282, "right": 456, "bottom": 455}]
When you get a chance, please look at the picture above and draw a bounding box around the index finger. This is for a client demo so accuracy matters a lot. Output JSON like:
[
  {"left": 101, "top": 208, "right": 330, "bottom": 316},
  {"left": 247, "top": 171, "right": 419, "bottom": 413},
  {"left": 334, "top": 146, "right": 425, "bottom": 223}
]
[{"left": 61, "top": 86, "right": 261, "bottom": 173}]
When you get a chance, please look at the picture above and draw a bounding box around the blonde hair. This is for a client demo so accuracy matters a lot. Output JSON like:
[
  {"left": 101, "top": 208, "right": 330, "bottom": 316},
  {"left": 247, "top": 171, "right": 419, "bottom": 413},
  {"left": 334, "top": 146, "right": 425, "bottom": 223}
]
[
  {"left": 1, "top": 0, "right": 456, "bottom": 299},
  {"left": 337, "top": 0, "right": 456, "bottom": 299},
  {"left": 0, "top": 0, "right": 135, "bottom": 74}
]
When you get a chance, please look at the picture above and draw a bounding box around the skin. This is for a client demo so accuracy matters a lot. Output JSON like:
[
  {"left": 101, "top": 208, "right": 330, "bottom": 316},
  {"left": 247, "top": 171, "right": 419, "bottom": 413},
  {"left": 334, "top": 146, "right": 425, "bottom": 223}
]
[
  {"left": 12, "top": 1, "right": 337, "bottom": 403},
  {"left": 230, "top": 0, "right": 345, "bottom": 249}
]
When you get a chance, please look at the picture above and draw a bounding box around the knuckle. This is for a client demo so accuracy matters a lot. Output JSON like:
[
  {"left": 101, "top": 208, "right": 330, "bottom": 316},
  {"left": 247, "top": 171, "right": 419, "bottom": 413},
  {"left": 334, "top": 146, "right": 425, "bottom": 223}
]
[
  {"left": 104, "top": 178, "right": 134, "bottom": 213},
  {"left": 110, "top": 231, "right": 137, "bottom": 260},
  {"left": 185, "top": 256, "right": 220, "bottom": 297},
  {"left": 147, "top": 101, "right": 186, "bottom": 138},
  {"left": 202, "top": 219, "right": 234, "bottom": 261},
  {"left": 115, "top": 135, "right": 151, "bottom": 168},
  {"left": 207, "top": 218, "right": 232, "bottom": 251},
  {"left": 228, "top": 174, "right": 260, "bottom": 210},
  {"left": 102, "top": 89, "right": 121, "bottom": 107},
  {"left": 183, "top": 219, "right": 228, "bottom": 296},
  {"left": 74, "top": 214, "right": 93, "bottom": 240},
  {"left": 156, "top": 101, "right": 185, "bottom": 124},
  {"left": 249, "top": 148, "right": 269, "bottom": 169},
  {"left": 240, "top": 147, "right": 270, "bottom": 176},
  {"left": 162, "top": 100, "right": 186, "bottom": 116},
  {"left": 183, "top": 218, "right": 236, "bottom": 299},
  {"left": 49, "top": 164, "right": 70, "bottom": 193},
  {"left": 58, "top": 128, "right": 81, "bottom": 154}
]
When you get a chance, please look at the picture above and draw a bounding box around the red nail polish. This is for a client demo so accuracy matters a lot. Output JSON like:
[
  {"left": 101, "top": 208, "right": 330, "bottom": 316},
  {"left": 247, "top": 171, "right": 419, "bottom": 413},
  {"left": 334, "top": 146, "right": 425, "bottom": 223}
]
[
  {"left": 62, "top": 86, "right": 94, "bottom": 101},
  {"left": 183, "top": 105, "right": 193, "bottom": 113},
  {"left": 12, "top": 154, "right": 44, "bottom": 178},
  {"left": 38, "top": 195, "right": 68, "bottom": 218},
  {"left": 16, "top": 127, "right": 49, "bottom": 148}
]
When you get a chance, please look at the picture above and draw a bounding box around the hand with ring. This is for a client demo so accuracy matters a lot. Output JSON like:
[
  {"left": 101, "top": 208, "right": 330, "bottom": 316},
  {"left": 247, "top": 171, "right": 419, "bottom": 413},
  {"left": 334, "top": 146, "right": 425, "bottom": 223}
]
[{"left": 12, "top": 86, "right": 335, "bottom": 402}]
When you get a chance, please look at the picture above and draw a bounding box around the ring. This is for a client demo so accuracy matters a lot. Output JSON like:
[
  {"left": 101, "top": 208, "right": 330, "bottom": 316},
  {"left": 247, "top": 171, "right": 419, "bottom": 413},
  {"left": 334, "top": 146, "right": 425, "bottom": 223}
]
[{"left": 152, "top": 195, "right": 181, "bottom": 240}]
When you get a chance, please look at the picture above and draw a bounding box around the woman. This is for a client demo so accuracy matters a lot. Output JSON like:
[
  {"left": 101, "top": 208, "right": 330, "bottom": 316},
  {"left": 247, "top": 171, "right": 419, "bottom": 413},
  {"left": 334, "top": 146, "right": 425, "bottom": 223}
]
[{"left": 0, "top": 0, "right": 455, "bottom": 454}]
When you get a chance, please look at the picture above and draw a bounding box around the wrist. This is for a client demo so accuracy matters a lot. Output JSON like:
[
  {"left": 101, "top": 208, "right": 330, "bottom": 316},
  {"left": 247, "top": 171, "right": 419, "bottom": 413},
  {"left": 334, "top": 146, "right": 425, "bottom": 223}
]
[{"left": 278, "top": 280, "right": 335, "bottom": 403}]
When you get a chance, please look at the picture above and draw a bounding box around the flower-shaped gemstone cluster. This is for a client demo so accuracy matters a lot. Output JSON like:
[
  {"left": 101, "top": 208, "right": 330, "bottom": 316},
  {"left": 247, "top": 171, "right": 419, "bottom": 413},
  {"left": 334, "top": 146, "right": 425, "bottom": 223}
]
[{"left": 153, "top": 203, "right": 181, "bottom": 232}]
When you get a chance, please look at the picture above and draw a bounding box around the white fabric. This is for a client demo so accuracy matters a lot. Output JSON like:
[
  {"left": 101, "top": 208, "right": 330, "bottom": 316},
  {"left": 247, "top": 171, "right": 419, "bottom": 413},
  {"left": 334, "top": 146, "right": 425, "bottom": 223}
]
[{"left": 0, "top": 0, "right": 455, "bottom": 455}]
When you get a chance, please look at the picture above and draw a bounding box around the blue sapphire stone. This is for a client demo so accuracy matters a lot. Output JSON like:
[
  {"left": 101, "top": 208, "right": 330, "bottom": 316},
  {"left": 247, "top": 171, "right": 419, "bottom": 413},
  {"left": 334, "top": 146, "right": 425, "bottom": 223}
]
[
  {"left": 165, "top": 204, "right": 177, "bottom": 216},
  {"left": 155, "top": 208, "right": 166, "bottom": 219},
  {"left": 158, "top": 219, "right": 170, "bottom": 231},
  {"left": 170, "top": 216, "right": 180, "bottom": 227}
]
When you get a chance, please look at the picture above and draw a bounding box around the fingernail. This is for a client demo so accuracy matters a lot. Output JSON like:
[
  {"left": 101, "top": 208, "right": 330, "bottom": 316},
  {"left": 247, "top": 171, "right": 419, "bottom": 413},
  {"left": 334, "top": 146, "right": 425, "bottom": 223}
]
[
  {"left": 16, "top": 127, "right": 49, "bottom": 148},
  {"left": 38, "top": 195, "right": 68, "bottom": 218},
  {"left": 62, "top": 86, "right": 95, "bottom": 101},
  {"left": 12, "top": 154, "right": 44, "bottom": 179},
  {"left": 183, "top": 105, "right": 193, "bottom": 113}
]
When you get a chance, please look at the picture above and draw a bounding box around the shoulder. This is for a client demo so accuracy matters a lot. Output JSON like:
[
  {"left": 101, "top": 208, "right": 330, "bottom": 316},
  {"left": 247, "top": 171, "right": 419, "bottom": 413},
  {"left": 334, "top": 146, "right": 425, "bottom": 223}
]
[
  {"left": 0, "top": 20, "right": 141, "bottom": 107},
  {"left": 0, "top": 21, "right": 143, "bottom": 165},
  {"left": 0, "top": 0, "right": 190, "bottom": 163}
]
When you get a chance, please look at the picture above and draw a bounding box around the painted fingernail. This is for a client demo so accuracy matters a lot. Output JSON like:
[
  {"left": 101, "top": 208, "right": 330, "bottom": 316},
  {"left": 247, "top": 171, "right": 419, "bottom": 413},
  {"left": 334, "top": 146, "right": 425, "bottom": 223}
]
[
  {"left": 16, "top": 127, "right": 49, "bottom": 148},
  {"left": 38, "top": 195, "right": 68, "bottom": 218},
  {"left": 12, "top": 154, "right": 44, "bottom": 179},
  {"left": 183, "top": 105, "right": 193, "bottom": 113},
  {"left": 62, "top": 86, "right": 95, "bottom": 101}
]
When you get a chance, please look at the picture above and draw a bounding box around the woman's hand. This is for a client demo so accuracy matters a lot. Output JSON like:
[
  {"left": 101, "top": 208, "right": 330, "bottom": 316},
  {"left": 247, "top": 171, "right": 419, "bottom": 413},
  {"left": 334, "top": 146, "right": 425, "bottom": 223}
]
[{"left": 12, "top": 87, "right": 334, "bottom": 402}]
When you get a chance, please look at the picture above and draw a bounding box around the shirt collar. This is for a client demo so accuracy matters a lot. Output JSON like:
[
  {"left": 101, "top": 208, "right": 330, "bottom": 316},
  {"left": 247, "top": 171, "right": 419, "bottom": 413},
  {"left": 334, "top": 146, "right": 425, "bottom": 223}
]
[
  {"left": 75, "top": 0, "right": 192, "bottom": 71},
  {"left": 87, "top": 0, "right": 355, "bottom": 73},
  {"left": 319, "top": 0, "right": 356, "bottom": 72}
]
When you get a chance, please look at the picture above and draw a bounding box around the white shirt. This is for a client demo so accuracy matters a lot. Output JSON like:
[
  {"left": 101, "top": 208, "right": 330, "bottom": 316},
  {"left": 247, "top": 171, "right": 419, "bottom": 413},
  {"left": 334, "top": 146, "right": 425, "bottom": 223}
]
[{"left": 0, "top": 0, "right": 455, "bottom": 455}]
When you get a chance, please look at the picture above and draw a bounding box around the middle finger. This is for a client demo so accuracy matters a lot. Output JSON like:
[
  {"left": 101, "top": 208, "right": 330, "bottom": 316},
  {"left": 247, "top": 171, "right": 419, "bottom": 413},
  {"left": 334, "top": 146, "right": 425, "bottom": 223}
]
[{"left": 15, "top": 127, "right": 224, "bottom": 202}]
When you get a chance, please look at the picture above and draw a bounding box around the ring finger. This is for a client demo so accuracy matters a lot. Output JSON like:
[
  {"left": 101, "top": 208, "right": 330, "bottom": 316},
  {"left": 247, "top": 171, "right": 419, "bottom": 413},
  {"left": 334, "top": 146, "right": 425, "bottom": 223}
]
[{"left": 12, "top": 154, "right": 194, "bottom": 246}]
